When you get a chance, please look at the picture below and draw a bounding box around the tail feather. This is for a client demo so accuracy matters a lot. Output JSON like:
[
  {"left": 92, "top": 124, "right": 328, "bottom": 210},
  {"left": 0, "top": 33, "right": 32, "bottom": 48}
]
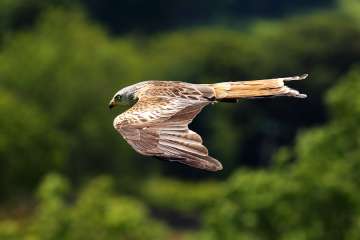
[{"left": 210, "top": 74, "right": 308, "bottom": 101}]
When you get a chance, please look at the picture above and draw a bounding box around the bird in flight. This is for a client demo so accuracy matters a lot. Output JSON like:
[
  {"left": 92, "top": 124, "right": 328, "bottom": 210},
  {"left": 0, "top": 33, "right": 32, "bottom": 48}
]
[{"left": 109, "top": 74, "right": 307, "bottom": 171}]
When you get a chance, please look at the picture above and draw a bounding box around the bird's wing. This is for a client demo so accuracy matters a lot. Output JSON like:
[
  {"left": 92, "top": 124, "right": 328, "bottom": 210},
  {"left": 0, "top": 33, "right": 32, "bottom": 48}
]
[{"left": 114, "top": 87, "right": 222, "bottom": 171}]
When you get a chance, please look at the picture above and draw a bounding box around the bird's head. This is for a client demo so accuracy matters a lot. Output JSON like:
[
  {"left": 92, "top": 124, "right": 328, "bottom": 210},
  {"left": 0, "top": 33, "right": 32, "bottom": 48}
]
[{"left": 109, "top": 85, "right": 139, "bottom": 109}]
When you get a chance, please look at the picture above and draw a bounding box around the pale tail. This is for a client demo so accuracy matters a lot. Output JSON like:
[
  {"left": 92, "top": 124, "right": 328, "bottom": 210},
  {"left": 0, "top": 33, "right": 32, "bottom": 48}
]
[{"left": 210, "top": 74, "right": 308, "bottom": 101}]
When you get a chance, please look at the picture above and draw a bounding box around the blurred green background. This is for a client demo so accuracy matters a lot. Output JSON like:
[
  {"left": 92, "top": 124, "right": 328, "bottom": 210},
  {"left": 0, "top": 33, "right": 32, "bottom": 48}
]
[{"left": 0, "top": 0, "right": 359, "bottom": 239}]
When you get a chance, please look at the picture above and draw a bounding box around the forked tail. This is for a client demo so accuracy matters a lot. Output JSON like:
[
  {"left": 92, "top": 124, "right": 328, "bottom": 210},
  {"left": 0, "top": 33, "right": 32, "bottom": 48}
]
[{"left": 210, "top": 74, "right": 308, "bottom": 101}]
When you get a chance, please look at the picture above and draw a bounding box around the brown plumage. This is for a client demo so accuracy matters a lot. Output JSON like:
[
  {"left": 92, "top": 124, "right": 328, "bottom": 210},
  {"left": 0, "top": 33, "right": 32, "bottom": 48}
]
[{"left": 109, "top": 74, "right": 308, "bottom": 171}]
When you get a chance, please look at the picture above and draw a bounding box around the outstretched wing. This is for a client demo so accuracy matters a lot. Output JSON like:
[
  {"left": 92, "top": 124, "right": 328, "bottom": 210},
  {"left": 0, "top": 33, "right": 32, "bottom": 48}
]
[{"left": 113, "top": 85, "right": 222, "bottom": 171}]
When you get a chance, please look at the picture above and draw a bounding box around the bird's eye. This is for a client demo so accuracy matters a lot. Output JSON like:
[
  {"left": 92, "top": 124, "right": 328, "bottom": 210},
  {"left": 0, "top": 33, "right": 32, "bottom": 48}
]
[{"left": 115, "top": 95, "right": 122, "bottom": 101}]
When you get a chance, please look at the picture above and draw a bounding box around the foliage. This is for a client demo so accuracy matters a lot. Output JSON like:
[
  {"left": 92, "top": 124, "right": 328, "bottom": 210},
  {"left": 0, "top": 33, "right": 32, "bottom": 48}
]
[
  {"left": 192, "top": 67, "right": 360, "bottom": 240},
  {"left": 0, "top": 0, "right": 334, "bottom": 35},
  {"left": 0, "top": 90, "right": 67, "bottom": 197},
  {"left": 339, "top": 0, "right": 360, "bottom": 25},
  {"left": 201, "top": 170, "right": 356, "bottom": 240},
  {"left": 0, "top": 173, "right": 169, "bottom": 240},
  {"left": 141, "top": 178, "right": 224, "bottom": 213},
  {"left": 294, "top": 66, "right": 360, "bottom": 185},
  {"left": 0, "top": 9, "right": 147, "bottom": 191}
]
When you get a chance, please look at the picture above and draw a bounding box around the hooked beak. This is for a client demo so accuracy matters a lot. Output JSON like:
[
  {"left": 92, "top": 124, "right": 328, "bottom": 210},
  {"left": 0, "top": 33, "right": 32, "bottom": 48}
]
[{"left": 109, "top": 99, "right": 117, "bottom": 109}]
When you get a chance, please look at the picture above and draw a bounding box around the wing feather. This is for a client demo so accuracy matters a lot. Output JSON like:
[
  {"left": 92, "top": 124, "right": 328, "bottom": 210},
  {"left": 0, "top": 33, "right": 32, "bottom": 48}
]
[{"left": 113, "top": 84, "right": 222, "bottom": 171}]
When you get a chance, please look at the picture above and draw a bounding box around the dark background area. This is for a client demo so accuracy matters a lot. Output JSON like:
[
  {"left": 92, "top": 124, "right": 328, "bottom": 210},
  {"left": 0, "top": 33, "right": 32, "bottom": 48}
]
[{"left": 2, "top": 0, "right": 335, "bottom": 34}]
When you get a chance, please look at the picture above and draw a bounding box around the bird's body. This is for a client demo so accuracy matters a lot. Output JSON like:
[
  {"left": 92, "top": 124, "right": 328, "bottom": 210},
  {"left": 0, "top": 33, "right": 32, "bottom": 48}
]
[{"left": 109, "top": 75, "right": 308, "bottom": 171}]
